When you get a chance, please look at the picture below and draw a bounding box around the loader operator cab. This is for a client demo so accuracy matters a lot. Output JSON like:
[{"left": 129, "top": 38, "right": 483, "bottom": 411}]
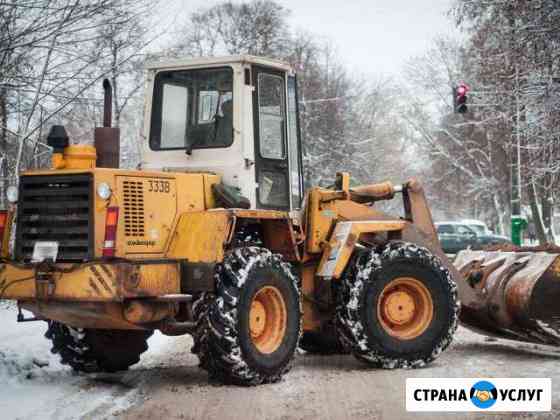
[{"left": 142, "top": 56, "right": 304, "bottom": 211}]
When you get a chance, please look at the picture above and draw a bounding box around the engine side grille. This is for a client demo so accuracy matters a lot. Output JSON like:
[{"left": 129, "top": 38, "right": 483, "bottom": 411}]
[
  {"left": 122, "top": 180, "right": 145, "bottom": 237},
  {"left": 15, "top": 174, "right": 93, "bottom": 262}
]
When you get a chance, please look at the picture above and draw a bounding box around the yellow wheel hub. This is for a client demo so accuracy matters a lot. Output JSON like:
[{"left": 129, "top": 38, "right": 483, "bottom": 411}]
[
  {"left": 377, "top": 277, "right": 434, "bottom": 340},
  {"left": 249, "top": 286, "right": 287, "bottom": 354}
]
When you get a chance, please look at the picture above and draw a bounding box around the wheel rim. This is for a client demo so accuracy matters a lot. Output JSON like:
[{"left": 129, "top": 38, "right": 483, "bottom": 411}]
[
  {"left": 377, "top": 277, "right": 434, "bottom": 340},
  {"left": 249, "top": 286, "right": 287, "bottom": 354}
]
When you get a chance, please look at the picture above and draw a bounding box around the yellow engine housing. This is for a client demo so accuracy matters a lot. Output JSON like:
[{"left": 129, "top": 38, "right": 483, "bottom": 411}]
[{"left": 52, "top": 145, "right": 97, "bottom": 170}]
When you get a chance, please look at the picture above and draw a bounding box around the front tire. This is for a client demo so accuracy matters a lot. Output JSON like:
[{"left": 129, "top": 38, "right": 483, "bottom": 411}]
[
  {"left": 336, "top": 241, "right": 459, "bottom": 368},
  {"left": 45, "top": 322, "right": 152, "bottom": 373},
  {"left": 192, "top": 247, "right": 301, "bottom": 386}
]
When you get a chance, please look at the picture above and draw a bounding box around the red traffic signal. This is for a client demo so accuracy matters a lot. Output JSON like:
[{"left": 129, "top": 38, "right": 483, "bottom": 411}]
[{"left": 454, "top": 83, "right": 469, "bottom": 114}]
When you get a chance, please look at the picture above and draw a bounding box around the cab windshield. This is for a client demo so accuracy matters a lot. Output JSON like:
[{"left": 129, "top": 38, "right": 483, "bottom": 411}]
[{"left": 149, "top": 67, "right": 233, "bottom": 152}]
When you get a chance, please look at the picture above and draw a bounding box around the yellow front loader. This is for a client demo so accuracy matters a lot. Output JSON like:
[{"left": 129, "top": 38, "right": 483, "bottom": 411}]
[{"left": 0, "top": 55, "right": 460, "bottom": 385}]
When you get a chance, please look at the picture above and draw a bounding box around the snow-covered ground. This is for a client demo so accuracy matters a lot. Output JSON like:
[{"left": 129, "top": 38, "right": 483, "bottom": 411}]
[
  {"left": 2, "top": 300, "right": 560, "bottom": 420},
  {"left": 0, "top": 302, "right": 176, "bottom": 420}
]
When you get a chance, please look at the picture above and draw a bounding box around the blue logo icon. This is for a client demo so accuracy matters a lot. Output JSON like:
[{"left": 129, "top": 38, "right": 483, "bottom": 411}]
[{"left": 470, "top": 381, "right": 498, "bottom": 409}]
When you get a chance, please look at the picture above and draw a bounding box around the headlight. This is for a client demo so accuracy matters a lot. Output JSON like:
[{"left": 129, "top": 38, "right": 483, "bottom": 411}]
[
  {"left": 96, "top": 182, "right": 112, "bottom": 200},
  {"left": 6, "top": 185, "right": 18, "bottom": 203}
]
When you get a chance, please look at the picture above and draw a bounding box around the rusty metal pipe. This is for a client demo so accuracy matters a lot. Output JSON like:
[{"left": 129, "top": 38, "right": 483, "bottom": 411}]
[
  {"left": 350, "top": 181, "right": 396, "bottom": 203},
  {"left": 158, "top": 320, "right": 196, "bottom": 336}
]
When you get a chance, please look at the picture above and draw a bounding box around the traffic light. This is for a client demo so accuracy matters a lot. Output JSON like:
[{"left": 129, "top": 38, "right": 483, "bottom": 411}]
[{"left": 453, "top": 83, "right": 469, "bottom": 113}]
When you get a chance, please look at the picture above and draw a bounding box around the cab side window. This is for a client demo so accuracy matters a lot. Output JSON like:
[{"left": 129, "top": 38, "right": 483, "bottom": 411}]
[{"left": 258, "top": 73, "right": 285, "bottom": 160}]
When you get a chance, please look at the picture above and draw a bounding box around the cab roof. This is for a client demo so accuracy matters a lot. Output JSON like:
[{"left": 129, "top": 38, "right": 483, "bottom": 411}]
[{"left": 145, "top": 55, "right": 295, "bottom": 74}]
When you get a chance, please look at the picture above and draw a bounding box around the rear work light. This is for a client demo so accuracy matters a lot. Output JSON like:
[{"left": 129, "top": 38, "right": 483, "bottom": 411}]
[
  {"left": 102, "top": 206, "right": 119, "bottom": 258},
  {"left": 0, "top": 211, "right": 7, "bottom": 242}
]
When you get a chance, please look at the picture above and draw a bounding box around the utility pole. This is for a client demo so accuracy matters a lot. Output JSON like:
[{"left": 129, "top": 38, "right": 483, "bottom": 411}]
[{"left": 511, "top": 66, "right": 527, "bottom": 245}]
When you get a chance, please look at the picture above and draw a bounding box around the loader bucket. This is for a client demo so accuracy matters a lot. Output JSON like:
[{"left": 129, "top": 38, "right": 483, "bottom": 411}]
[{"left": 454, "top": 247, "right": 560, "bottom": 346}]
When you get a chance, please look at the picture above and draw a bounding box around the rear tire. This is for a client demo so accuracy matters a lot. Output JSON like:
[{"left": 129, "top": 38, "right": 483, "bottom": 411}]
[
  {"left": 192, "top": 247, "right": 301, "bottom": 386},
  {"left": 336, "top": 241, "right": 459, "bottom": 368},
  {"left": 45, "top": 321, "right": 152, "bottom": 373}
]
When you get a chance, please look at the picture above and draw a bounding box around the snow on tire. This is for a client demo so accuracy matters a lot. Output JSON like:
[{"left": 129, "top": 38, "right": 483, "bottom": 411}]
[
  {"left": 192, "top": 247, "right": 301, "bottom": 386},
  {"left": 335, "top": 241, "right": 459, "bottom": 369},
  {"left": 45, "top": 321, "right": 152, "bottom": 373}
]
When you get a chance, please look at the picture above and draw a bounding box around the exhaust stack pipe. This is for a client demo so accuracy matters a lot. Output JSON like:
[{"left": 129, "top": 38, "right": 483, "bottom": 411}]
[
  {"left": 94, "top": 79, "right": 120, "bottom": 168},
  {"left": 103, "top": 79, "right": 112, "bottom": 128}
]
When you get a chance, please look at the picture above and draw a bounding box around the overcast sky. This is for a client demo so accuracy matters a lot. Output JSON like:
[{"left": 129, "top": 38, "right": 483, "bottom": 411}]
[{"left": 173, "top": 0, "right": 459, "bottom": 76}]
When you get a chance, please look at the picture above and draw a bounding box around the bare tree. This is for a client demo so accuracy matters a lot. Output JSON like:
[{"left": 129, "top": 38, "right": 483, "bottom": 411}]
[
  {"left": 400, "top": 36, "right": 511, "bottom": 232},
  {"left": 0, "top": 0, "right": 167, "bottom": 195},
  {"left": 0, "top": 0, "right": 121, "bottom": 206},
  {"left": 450, "top": 0, "right": 560, "bottom": 242},
  {"left": 91, "top": 0, "right": 160, "bottom": 127},
  {"left": 177, "top": 0, "right": 291, "bottom": 58}
]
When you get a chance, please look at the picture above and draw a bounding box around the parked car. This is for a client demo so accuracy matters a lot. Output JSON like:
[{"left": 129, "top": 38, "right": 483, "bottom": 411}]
[
  {"left": 459, "top": 219, "right": 511, "bottom": 248},
  {"left": 435, "top": 221, "right": 511, "bottom": 254},
  {"left": 435, "top": 222, "right": 479, "bottom": 254}
]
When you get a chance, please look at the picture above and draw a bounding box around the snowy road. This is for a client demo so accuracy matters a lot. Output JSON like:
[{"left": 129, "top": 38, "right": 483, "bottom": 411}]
[
  {"left": 1, "top": 302, "right": 560, "bottom": 420},
  {"left": 0, "top": 302, "right": 179, "bottom": 419}
]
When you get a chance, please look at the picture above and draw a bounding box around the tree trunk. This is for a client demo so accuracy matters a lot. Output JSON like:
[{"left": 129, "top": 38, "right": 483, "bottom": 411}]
[
  {"left": 492, "top": 194, "right": 506, "bottom": 236},
  {"left": 111, "top": 44, "right": 120, "bottom": 128},
  {"left": 0, "top": 88, "right": 6, "bottom": 147},
  {"left": 540, "top": 179, "right": 554, "bottom": 242},
  {"left": 0, "top": 88, "right": 7, "bottom": 209},
  {"left": 528, "top": 181, "right": 547, "bottom": 245}
]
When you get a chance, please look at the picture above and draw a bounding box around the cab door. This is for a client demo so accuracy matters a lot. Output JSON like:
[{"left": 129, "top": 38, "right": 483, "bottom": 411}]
[
  {"left": 287, "top": 75, "right": 303, "bottom": 209},
  {"left": 253, "top": 66, "right": 291, "bottom": 210}
]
